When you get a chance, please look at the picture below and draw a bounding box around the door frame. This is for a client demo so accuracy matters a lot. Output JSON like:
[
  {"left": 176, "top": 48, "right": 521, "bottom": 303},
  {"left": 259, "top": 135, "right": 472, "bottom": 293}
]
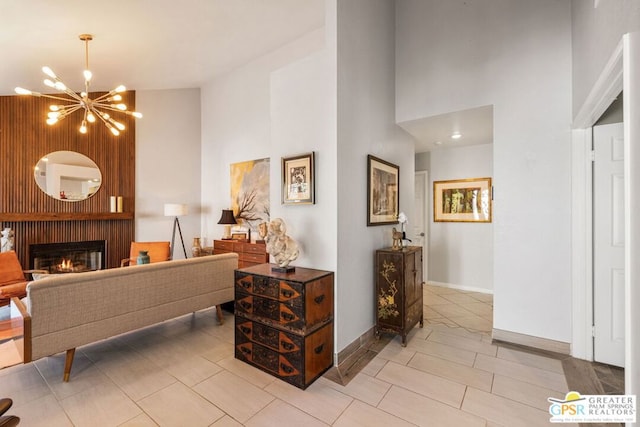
[
  {"left": 415, "top": 170, "right": 429, "bottom": 282},
  {"left": 571, "top": 39, "right": 623, "bottom": 362}
]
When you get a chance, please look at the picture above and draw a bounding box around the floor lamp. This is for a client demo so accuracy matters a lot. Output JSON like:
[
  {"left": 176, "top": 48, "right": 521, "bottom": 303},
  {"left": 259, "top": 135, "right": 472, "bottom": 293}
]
[{"left": 164, "top": 203, "right": 188, "bottom": 259}]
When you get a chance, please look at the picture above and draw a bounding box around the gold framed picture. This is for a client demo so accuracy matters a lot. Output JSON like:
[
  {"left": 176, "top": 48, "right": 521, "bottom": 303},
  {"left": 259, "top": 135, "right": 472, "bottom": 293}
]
[
  {"left": 282, "top": 152, "right": 315, "bottom": 205},
  {"left": 433, "top": 177, "right": 492, "bottom": 223}
]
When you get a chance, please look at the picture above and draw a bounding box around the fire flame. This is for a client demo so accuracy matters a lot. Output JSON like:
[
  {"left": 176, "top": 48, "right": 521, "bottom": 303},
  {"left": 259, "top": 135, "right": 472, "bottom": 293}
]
[{"left": 58, "top": 258, "right": 73, "bottom": 271}]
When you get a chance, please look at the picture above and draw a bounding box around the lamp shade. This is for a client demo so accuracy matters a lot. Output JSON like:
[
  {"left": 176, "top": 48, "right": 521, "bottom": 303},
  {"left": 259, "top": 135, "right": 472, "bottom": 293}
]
[
  {"left": 217, "top": 209, "right": 237, "bottom": 225},
  {"left": 164, "top": 203, "right": 188, "bottom": 217}
]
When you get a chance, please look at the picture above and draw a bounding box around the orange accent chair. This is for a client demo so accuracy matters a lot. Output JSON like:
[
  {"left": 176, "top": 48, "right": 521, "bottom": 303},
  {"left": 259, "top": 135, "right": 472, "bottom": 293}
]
[
  {"left": 0, "top": 251, "right": 46, "bottom": 307},
  {"left": 120, "top": 241, "right": 171, "bottom": 267}
]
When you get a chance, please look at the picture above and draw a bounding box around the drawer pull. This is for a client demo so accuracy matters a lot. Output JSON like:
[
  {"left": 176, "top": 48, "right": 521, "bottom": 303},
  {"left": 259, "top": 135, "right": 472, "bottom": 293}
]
[
  {"left": 240, "top": 347, "right": 252, "bottom": 355},
  {"left": 240, "top": 325, "right": 252, "bottom": 334},
  {"left": 240, "top": 280, "right": 252, "bottom": 289},
  {"left": 314, "top": 344, "right": 325, "bottom": 354},
  {"left": 280, "top": 363, "right": 294, "bottom": 374},
  {"left": 281, "top": 341, "right": 294, "bottom": 351},
  {"left": 281, "top": 289, "right": 294, "bottom": 298},
  {"left": 281, "top": 312, "right": 295, "bottom": 321},
  {"left": 239, "top": 301, "right": 252, "bottom": 310},
  {"left": 314, "top": 295, "right": 325, "bottom": 304}
]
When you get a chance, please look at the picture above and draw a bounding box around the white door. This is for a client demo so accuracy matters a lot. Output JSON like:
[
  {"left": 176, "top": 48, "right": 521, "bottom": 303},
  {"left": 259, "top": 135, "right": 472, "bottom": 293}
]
[
  {"left": 593, "top": 122, "right": 625, "bottom": 367},
  {"left": 413, "top": 171, "right": 428, "bottom": 283}
]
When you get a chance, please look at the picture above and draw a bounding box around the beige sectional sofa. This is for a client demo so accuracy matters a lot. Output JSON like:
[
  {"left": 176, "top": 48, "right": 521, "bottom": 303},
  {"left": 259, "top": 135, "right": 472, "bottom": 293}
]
[{"left": 10, "top": 252, "right": 238, "bottom": 381}]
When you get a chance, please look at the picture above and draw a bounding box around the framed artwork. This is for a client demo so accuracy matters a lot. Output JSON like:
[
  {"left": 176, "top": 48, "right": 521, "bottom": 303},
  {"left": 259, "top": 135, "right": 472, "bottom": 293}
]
[
  {"left": 230, "top": 225, "right": 251, "bottom": 242},
  {"left": 433, "top": 177, "right": 492, "bottom": 223},
  {"left": 230, "top": 158, "right": 270, "bottom": 231},
  {"left": 282, "top": 152, "right": 315, "bottom": 205},
  {"left": 231, "top": 232, "right": 248, "bottom": 241},
  {"left": 367, "top": 155, "right": 399, "bottom": 226}
]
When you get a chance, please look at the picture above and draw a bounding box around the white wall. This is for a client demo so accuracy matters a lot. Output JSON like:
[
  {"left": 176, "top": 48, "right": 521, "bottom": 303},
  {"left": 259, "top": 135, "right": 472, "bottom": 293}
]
[
  {"left": 200, "top": 0, "right": 413, "bottom": 355},
  {"left": 270, "top": 49, "right": 337, "bottom": 272},
  {"left": 336, "top": 0, "right": 415, "bottom": 351},
  {"left": 571, "top": 0, "right": 640, "bottom": 117},
  {"left": 135, "top": 89, "right": 202, "bottom": 259},
  {"left": 200, "top": 29, "right": 325, "bottom": 246},
  {"left": 397, "top": 0, "right": 573, "bottom": 343},
  {"left": 415, "top": 151, "right": 430, "bottom": 172},
  {"left": 429, "top": 144, "right": 493, "bottom": 291}
]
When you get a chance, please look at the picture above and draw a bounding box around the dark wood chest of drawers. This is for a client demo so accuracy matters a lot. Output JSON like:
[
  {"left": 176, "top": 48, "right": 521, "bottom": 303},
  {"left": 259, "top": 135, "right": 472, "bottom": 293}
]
[
  {"left": 375, "top": 246, "right": 424, "bottom": 346},
  {"left": 234, "top": 264, "right": 334, "bottom": 389}
]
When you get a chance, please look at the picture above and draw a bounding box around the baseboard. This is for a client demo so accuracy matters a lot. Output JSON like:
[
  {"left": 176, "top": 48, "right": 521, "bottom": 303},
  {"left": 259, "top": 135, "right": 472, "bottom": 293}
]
[
  {"left": 427, "top": 281, "right": 493, "bottom": 295},
  {"left": 336, "top": 326, "right": 375, "bottom": 365},
  {"left": 492, "top": 328, "right": 571, "bottom": 355}
]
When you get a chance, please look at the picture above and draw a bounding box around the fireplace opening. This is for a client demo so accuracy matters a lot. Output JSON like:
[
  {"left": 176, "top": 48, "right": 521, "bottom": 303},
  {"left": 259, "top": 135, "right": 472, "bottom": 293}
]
[{"left": 29, "top": 240, "right": 106, "bottom": 274}]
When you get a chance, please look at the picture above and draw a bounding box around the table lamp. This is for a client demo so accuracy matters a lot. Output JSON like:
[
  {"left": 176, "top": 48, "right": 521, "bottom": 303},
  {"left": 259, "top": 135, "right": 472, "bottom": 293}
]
[
  {"left": 165, "top": 203, "right": 188, "bottom": 259},
  {"left": 217, "top": 209, "right": 237, "bottom": 240}
]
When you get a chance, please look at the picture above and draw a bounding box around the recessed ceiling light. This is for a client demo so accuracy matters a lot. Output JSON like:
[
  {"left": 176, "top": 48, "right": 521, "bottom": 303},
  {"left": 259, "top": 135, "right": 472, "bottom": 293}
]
[
  {"left": 451, "top": 132, "right": 462, "bottom": 140},
  {"left": 434, "top": 141, "right": 443, "bottom": 145}
]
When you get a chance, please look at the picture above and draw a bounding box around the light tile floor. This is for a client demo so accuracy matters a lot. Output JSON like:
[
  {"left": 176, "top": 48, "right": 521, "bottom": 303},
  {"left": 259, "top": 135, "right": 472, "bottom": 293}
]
[{"left": 0, "top": 284, "right": 576, "bottom": 426}]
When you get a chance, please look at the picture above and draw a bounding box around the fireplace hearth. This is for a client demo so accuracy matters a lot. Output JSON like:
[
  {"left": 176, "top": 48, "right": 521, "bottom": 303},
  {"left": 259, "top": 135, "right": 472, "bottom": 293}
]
[{"left": 29, "top": 240, "right": 106, "bottom": 274}]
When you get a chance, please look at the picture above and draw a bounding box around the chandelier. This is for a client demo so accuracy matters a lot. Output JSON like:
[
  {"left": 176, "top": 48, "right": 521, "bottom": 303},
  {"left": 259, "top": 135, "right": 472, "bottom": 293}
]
[{"left": 14, "top": 34, "right": 142, "bottom": 136}]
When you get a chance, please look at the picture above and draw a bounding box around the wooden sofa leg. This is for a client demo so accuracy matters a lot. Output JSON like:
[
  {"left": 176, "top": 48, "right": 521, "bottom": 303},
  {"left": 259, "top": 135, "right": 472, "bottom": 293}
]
[
  {"left": 215, "top": 304, "right": 224, "bottom": 325},
  {"left": 63, "top": 348, "right": 76, "bottom": 382}
]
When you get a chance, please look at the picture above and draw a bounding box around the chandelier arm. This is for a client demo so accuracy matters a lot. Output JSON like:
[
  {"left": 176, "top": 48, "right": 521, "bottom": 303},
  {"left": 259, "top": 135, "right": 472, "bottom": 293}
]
[
  {"left": 92, "top": 90, "right": 123, "bottom": 102},
  {"left": 92, "top": 104, "right": 128, "bottom": 114},
  {"left": 92, "top": 108, "right": 120, "bottom": 135},
  {"left": 47, "top": 75, "right": 84, "bottom": 102},
  {"left": 30, "top": 92, "right": 83, "bottom": 103},
  {"left": 59, "top": 88, "right": 84, "bottom": 102},
  {"left": 92, "top": 93, "right": 112, "bottom": 102},
  {"left": 55, "top": 103, "right": 83, "bottom": 111},
  {"left": 59, "top": 105, "right": 84, "bottom": 116},
  {"left": 52, "top": 105, "right": 83, "bottom": 122},
  {"left": 91, "top": 107, "right": 111, "bottom": 125}
]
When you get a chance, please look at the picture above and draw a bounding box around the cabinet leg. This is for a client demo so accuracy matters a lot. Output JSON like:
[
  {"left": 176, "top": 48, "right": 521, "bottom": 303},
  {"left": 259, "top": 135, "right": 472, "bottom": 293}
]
[
  {"left": 401, "top": 334, "right": 407, "bottom": 347},
  {"left": 420, "top": 314, "right": 424, "bottom": 328},
  {"left": 374, "top": 328, "right": 381, "bottom": 340}
]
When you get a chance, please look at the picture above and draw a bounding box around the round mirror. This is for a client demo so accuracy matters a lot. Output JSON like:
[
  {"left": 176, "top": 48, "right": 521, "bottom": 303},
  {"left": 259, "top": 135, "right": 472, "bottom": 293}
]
[{"left": 34, "top": 151, "right": 102, "bottom": 201}]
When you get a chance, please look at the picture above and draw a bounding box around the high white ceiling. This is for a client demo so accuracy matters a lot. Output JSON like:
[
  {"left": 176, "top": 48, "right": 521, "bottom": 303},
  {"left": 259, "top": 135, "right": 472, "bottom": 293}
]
[
  {"left": 1, "top": 1, "right": 493, "bottom": 152},
  {"left": 399, "top": 105, "right": 494, "bottom": 153},
  {"left": 0, "top": 0, "right": 325, "bottom": 96}
]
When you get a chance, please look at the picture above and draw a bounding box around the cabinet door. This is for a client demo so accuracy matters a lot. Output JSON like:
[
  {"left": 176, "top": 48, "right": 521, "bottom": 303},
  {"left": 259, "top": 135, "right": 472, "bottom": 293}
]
[
  {"left": 376, "top": 252, "right": 404, "bottom": 328},
  {"left": 404, "top": 249, "right": 422, "bottom": 308}
]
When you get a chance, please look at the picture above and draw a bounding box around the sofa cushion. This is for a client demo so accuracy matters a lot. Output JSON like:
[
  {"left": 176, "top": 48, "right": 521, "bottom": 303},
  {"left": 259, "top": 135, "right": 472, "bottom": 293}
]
[{"left": 0, "top": 251, "right": 25, "bottom": 285}]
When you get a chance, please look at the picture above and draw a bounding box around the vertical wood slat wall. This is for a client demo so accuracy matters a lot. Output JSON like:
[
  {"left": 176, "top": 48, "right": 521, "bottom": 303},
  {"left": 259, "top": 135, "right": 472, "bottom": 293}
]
[{"left": 0, "top": 92, "right": 136, "bottom": 269}]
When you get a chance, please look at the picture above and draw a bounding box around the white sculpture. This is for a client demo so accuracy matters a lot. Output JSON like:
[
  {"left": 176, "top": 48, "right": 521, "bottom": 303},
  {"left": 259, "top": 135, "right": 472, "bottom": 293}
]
[
  {"left": 264, "top": 218, "right": 299, "bottom": 268},
  {"left": 1, "top": 228, "right": 14, "bottom": 253}
]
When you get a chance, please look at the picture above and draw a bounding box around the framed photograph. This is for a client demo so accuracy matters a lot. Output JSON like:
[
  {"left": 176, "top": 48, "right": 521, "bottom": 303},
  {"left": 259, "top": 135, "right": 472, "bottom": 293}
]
[
  {"left": 433, "top": 177, "right": 492, "bottom": 223},
  {"left": 367, "top": 155, "right": 399, "bottom": 226},
  {"left": 282, "top": 152, "right": 315, "bottom": 205},
  {"left": 231, "top": 232, "right": 248, "bottom": 241}
]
